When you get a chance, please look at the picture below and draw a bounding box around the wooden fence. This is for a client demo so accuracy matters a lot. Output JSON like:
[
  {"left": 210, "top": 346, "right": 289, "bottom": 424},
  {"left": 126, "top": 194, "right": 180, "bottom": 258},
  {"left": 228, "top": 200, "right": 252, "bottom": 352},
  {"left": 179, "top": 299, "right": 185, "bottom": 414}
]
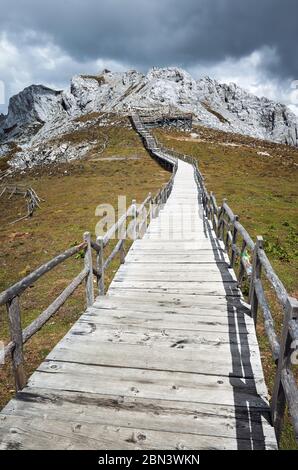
[
  {"left": 131, "top": 106, "right": 193, "bottom": 131},
  {"left": 0, "top": 169, "right": 175, "bottom": 394},
  {"left": 200, "top": 179, "right": 298, "bottom": 444},
  {"left": 0, "top": 184, "right": 43, "bottom": 224},
  {"left": 140, "top": 113, "right": 193, "bottom": 131}
]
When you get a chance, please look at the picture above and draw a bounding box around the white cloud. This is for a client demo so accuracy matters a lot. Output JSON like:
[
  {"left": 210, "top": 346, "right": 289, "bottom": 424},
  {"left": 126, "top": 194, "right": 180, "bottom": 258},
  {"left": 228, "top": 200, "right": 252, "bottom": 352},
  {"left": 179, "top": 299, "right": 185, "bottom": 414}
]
[
  {"left": 0, "top": 33, "right": 127, "bottom": 113},
  {"left": 1, "top": 35, "right": 297, "bottom": 117},
  {"left": 190, "top": 47, "right": 298, "bottom": 115}
]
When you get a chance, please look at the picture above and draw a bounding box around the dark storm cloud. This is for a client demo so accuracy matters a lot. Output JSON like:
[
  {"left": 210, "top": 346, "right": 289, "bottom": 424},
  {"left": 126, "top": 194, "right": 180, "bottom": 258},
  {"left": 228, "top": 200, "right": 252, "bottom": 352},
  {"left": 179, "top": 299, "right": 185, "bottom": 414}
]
[{"left": 0, "top": 0, "right": 297, "bottom": 79}]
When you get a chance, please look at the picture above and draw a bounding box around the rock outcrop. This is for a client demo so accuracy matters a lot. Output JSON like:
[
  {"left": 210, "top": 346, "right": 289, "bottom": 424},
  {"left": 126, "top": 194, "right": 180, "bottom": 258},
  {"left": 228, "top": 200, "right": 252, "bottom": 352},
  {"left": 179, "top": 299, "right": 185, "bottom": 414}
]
[
  {"left": 1, "top": 67, "right": 298, "bottom": 169},
  {"left": 196, "top": 77, "right": 298, "bottom": 146},
  {"left": 3, "top": 85, "right": 67, "bottom": 128}
]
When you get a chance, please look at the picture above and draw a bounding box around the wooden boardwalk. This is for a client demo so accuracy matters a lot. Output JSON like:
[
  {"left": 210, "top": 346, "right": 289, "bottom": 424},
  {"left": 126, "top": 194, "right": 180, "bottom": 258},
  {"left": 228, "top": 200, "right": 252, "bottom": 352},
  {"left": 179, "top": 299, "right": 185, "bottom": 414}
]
[{"left": 0, "top": 158, "right": 277, "bottom": 450}]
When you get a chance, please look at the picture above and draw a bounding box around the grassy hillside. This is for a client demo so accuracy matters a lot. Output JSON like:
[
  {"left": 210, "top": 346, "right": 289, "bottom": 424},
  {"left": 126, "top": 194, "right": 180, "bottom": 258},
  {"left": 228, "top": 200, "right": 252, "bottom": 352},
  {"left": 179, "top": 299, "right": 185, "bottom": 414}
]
[
  {"left": 155, "top": 125, "right": 298, "bottom": 449},
  {"left": 0, "top": 119, "right": 297, "bottom": 448},
  {"left": 0, "top": 123, "right": 170, "bottom": 409}
]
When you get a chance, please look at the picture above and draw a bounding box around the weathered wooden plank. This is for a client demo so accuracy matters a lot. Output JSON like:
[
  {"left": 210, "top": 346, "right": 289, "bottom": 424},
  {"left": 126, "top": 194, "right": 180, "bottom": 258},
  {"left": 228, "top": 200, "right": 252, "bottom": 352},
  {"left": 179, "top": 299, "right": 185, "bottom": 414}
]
[
  {"left": 143, "top": 234, "right": 212, "bottom": 241},
  {"left": 72, "top": 325, "right": 259, "bottom": 356},
  {"left": 114, "top": 269, "right": 237, "bottom": 284},
  {"left": 1, "top": 388, "right": 276, "bottom": 446},
  {"left": 92, "top": 296, "right": 250, "bottom": 317},
  {"left": 133, "top": 240, "right": 219, "bottom": 248},
  {"left": 81, "top": 308, "right": 255, "bottom": 337},
  {"left": 0, "top": 413, "right": 276, "bottom": 450},
  {"left": 124, "top": 255, "right": 229, "bottom": 264},
  {"left": 29, "top": 361, "right": 270, "bottom": 408},
  {"left": 109, "top": 280, "right": 240, "bottom": 296},
  {"left": 45, "top": 339, "right": 265, "bottom": 379},
  {"left": 78, "top": 314, "right": 257, "bottom": 351},
  {"left": 72, "top": 320, "right": 258, "bottom": 347},
  {"left": 117, "top": 262, "right": 232, "bottom": 272},
  {"left": 108, "top": 284, "right": 240, "bottom": 297},
  {"left": 130, "top": 245, "right": 223, "bottom": 253},
  {"left": 115, "top": 267, "right": 237, "bottom": 282},
  {"left": 107, "top": 290, "right": 241, "bottom": 303}
]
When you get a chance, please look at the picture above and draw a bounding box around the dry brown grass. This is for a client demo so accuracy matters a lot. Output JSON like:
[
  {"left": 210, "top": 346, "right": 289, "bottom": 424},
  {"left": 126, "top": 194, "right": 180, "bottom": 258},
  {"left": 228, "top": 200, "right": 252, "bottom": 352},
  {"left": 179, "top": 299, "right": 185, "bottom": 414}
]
[
  {"left": 0, "top": 125, "right": 170, "bottom": 409},
  {"left": 80, "top": 75, "right": 105, "bottom": 86}
]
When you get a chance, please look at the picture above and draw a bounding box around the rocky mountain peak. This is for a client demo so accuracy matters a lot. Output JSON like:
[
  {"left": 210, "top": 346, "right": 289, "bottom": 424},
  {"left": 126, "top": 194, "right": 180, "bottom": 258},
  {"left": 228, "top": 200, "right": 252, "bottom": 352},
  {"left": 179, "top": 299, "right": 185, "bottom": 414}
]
[
  {"left": 0, "top": 67, "right": 298, "bottom": 169},
  {"left": 4, "top": 85, "right": 65, "bottom": 129}
]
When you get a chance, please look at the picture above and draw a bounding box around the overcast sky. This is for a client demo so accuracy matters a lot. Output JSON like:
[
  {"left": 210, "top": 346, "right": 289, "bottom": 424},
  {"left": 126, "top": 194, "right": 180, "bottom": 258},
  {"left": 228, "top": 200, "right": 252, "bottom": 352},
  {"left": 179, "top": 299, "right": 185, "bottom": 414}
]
[{"left": 1, "top": 0, "right": 298, "bottom": 114}]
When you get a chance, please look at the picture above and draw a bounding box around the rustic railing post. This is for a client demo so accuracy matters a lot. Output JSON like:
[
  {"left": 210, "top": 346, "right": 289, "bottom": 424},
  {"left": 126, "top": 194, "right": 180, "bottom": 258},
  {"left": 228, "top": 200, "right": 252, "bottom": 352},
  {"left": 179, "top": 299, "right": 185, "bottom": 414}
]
[
  {"left": 217, "top": 199, "right": 227, "bottom": 239},
  {"left": 141, "top": 200, "right": 149, "bottom": 238},
  {"left": 210, "top": 192, "right": 214, "bottom": 230},
  {"left": 96, "top": 236, "right": 105, "bottom": 295},
  {"left": 132, "top": 199, "right": 137, "bottom": 240},
  {"left": 271, "top": 297, "right": 298, "bottom": 444},
  {"left": 249, "top": 236, "right": 263, "bottom": 325},
  {"left": 214, "top": 204, "right": 219, "bottom": 232},
  {"left": 157, "top": 195, "right": 160, "bottom": 218},
  {"left": 118, "top": 210, "right": 126, "bottom": 265},
  {"left": 119, "top": 240, "right": 126, "bottom": 264},
  {"left": 83, "top": 232, "right": 94, "bottom": 307},
  {"left": 148, "top": 192, "right": 153, "bottom": 224},
  {"left": 206, "top": 196, "right": 210, "bottom": 220},
  {"left": 230, "top": 215, "right": 239, "bottom": 268},
  {"left": 6, "top": 296, "right": 26, "bottom": 391},
  {"left": 160, "top": 188, "right": 164, "bottom": 205},
  {"left": 238, "top": 240, "right": 248, "bottom": 289},
  {"left": 119, "top": 217, "right": 126, "bottom": 265},
  {"left": 225, "top": 224, "right": 230, "bottom": 252},
  {"left": 151, "top": 196, "right": 157, "bottom": 219}
]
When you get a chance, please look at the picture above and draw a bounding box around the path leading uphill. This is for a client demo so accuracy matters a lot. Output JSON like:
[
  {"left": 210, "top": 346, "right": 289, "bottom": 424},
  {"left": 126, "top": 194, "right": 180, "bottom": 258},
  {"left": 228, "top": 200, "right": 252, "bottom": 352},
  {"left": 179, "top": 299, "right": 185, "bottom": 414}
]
[{"left": 0, "top": 153, "right": 277, "bottom": 449}]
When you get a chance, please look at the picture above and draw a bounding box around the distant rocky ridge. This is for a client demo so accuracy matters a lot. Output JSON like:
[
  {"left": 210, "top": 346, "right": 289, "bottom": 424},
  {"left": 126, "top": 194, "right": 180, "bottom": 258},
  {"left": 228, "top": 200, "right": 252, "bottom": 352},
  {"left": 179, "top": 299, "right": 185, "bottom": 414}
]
[{"left": 1, "top": 67, "right": 298, "bottom": 169}]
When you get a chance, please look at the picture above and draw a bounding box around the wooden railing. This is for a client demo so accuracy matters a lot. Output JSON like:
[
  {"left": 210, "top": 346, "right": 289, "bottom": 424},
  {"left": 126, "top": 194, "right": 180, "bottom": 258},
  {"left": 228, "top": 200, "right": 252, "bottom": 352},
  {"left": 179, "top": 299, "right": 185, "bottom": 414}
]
[
  {"left": 0, "top": 175, "right": 175, "bottom": 395},
  {"left": 0, "top": 241, "right": 89, "bottom": 391},
  {"left": 155, "top": 140, "right": 298, "bottom": 445},
  {"left": 91, "top": 177, "right": 175, "bottom": 295},
  {"left": 139, "top": 112, "right": 193, "bottom": 131},
  {"left": 200, "top": 186, "right": 298, "bottom": 443},
  {"left": 0, "top": 184, "right": 43, "bottom": 224},
  {"left": 130, "top": 114, "right": 178, "bottom": 171}
]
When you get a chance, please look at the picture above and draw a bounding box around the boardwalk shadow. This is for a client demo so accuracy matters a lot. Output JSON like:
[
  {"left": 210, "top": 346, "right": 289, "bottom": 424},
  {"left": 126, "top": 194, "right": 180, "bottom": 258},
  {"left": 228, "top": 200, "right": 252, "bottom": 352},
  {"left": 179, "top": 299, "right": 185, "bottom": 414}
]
[{"left": 202, "top": 206, "right": 272, "bottom": 450}]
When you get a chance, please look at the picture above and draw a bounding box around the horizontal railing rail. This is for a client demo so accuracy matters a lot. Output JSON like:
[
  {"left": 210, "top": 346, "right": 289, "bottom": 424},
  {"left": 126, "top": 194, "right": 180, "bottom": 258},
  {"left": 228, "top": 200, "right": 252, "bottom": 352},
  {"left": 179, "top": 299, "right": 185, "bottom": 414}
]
[
  {"left": 93, "top": 175, "right": 177, "bottom": 295},
  {"left": 0, "top": 242, "right": 87, "bottom": 306},
  {"left": 0, "top": 239, "right": 89, "bottom": 391}
]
